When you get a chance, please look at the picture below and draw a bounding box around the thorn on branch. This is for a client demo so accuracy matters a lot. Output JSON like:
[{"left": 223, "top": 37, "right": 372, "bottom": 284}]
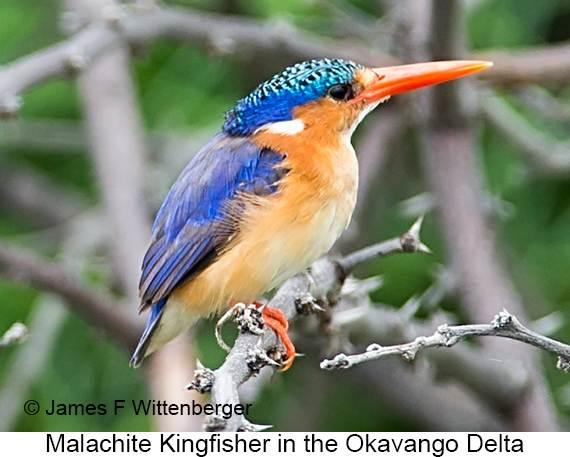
[
  {"left": 185, "top": 361, "right": 215, "bottom": 394},
  {"left": 557, "top": 356, "right": 570, "bottom": 373},
  {"left": 400, "top": 215, "right": 425, "bottom": 252},
  {"left": 338, "top": 215, "right": 431, "bottom": 272},
  {"left": 204, "top": 415, "right": 227, "bottom": 432},
  {"left": 493, "top": 309, "right": 513, "bottom": 329},
  {"left": 295, "top": 294, "right": 321, "bottom": 315},
  {"left": 64, "top": 47, "right": 89, "bottom": 75},
  {"left": 238, "top": 422, "right": 272, "bottom": 432},
  {"left": 246, "top": 346, "right": 281, "bottom": 375}
]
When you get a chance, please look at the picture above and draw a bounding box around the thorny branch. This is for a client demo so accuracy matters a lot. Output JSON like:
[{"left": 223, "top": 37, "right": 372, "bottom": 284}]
[
  {"left": 190, "top": 218, "right": 431, "bottom": 431},
  {"left": 187, "top": 215, "right": 570, "bottom": 431},
  {"left": 0, "top": 217, "right": 430, "bottom": 429},
  {"left": 321, "top": 310, "right": 570, "bottom": 372}
]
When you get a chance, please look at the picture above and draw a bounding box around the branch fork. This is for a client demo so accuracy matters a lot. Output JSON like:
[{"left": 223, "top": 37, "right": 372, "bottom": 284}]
[{"left": 321, "top": 310, "right": 570, "bottom": 372}]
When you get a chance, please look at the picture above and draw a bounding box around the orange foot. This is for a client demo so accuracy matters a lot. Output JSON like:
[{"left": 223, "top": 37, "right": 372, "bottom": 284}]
[{"left": 254, "top": 302, "right": 296, "bottom": 371}]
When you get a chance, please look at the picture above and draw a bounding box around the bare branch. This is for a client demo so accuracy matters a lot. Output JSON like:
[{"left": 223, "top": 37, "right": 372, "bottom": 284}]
[
  {"left": 339, "top": 216, "right": 431, "bottom": 272},
  {"left": 321, "top": 310, "right": 570, "bottom": 371},
  {"left": 0, "top": 162, "right": 85, "bottom": 229},
  {"left": 482, "top": 90, "right": 570, "bottom": 176},
  {"left": 117, "top": 6, "right": 395, "bottom": 66},
  {"left": 332, "top": 299, "right": 531, "bottom": 413},
  {"left": 474, "top": 42, "right": 570, "bottom": 86},
  {"left": 204, "top": 257, "right": 343, "bottom": 431},
  {"left": 0, "top": 5, "right": 395, "bottom": 111},
  {"left": 0, "top": 242, "right": 141, "bottom": 349},
  {"left": 2, "top": 3, "right": 566, "bottom": 114},
  {"left": 0, "top": 22, "right": 117, "bottom": 107}
]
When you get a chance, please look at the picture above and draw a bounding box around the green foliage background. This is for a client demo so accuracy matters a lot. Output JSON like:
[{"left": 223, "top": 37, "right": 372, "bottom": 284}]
[{"left": 1, "top": 0, "right": 570, "bottom": 431}]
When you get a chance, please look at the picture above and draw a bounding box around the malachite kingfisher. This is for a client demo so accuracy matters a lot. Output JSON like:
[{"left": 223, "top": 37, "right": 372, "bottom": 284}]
[{"left": 130, "top": 58, "right": 491, "bottom": 370}]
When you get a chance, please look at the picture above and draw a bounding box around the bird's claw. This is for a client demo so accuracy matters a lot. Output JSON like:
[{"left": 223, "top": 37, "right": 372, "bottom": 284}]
[
  {"left": 216, "top": 302, "right": 297, "bottom": 371},
  {"left": 257, "top": 305, "right": 296, "bottom": 371}
]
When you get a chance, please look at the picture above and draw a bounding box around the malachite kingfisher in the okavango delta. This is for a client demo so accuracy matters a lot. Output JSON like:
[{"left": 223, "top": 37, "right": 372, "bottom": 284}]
[{"left": 130, "top": 58, "right": 492, "bottom": 370}]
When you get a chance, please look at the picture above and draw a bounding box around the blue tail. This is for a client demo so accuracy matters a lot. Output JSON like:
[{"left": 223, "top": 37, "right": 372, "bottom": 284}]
[{"left": 130, "top": 298, "right": 167, "bottom": 368}]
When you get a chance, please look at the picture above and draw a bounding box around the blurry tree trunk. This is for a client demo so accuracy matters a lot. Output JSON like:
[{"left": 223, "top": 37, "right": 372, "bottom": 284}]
[
  {"left": 72, "top": 0, "right": 201, "bottom": 432},
  {"left": 413, "top": 0, "right": 559, "bottom": 431}
]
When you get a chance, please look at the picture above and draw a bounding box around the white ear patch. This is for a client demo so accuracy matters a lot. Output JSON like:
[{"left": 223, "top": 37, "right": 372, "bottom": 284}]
[{"left": 257, "top": 119, "right": 305, "bottom": 136}]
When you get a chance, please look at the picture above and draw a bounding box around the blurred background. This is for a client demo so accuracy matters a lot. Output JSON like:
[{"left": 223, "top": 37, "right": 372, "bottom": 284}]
[{"left": 1, "top": 0, "right": 570, "bottom": 432}]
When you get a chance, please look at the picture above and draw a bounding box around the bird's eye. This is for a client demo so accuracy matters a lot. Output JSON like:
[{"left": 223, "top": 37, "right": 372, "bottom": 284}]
[{"left": 327, "top": 84, "right": 352, "bottom": 101}]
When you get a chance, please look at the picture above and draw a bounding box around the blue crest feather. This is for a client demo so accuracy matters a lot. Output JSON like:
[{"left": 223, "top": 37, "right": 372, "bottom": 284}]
[{"left": 224, "top": 58, "right": 361, "bottom": 136}]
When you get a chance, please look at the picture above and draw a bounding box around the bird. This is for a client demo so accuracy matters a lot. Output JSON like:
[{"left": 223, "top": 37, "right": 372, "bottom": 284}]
[{"left": 130, "top": 58, "right": 491, "bottom": 370}]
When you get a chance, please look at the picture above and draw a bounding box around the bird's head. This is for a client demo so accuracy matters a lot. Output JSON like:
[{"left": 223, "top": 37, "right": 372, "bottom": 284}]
[{"left": 223, "top": 58, "right": 491, "bottom": 138}]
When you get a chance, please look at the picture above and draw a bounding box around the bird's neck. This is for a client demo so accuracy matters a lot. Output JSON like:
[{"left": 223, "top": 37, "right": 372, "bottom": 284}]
[{"left": 252, "top": 98, "right": 363, "bottom": 186}]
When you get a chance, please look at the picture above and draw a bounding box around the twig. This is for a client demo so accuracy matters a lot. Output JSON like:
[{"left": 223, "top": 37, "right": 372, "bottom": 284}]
[
  {"left": 474, "top": 42, "right": 570, "bottom": 86},
  {"left": 0, "top": 297, "right": 65, "bottom": 432},
  {"left": 513, "top": 84, "right": 570, "bottom": 127},
  {"left": 0, "top": 22, "right": 116, "bottom": 112},
  {"left": 339, "top": 215, "right": 431, "bottom": 272},
  {"left": 482, "top": 90, "right": 570, "bottom": 176},
  {"left": 321, "top": 310, "right": 570, "bottom": 371},
  {"left": 331, "top": 299, "right": 532, "bottom": 413}
]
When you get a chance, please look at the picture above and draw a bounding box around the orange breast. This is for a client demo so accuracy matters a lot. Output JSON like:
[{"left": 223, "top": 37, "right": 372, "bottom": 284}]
[{"left": 171, "top": 97, "right": 360, "bottom": 316}]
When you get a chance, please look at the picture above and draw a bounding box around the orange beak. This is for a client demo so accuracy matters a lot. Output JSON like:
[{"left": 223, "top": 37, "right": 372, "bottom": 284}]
[{"left": 349, "top": 60, "right": 492, "bottom": 105}]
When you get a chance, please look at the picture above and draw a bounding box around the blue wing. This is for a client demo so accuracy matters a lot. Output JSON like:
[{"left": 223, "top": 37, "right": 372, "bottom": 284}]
[{"left": 139, "top": 133, "right": 287, "bottom": 310}]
